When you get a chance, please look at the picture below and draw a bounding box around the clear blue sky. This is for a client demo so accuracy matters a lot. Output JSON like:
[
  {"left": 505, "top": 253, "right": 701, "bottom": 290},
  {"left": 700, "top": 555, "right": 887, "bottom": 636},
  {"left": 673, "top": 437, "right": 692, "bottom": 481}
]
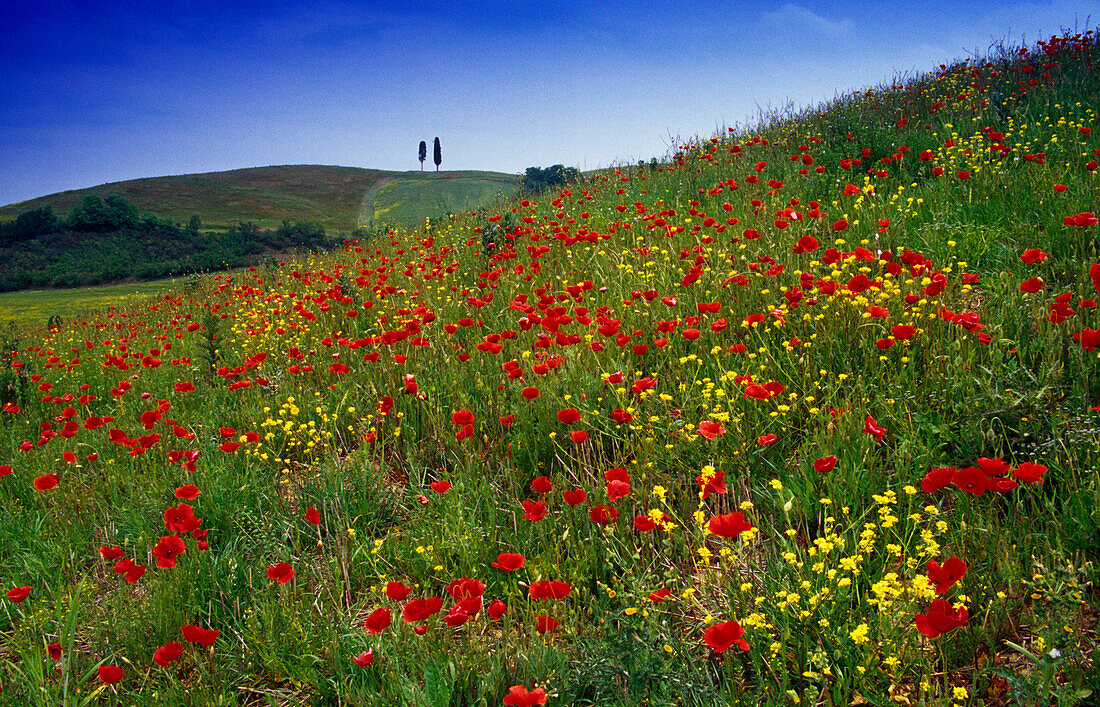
[{"left": 1, "top": 0, "right": 1096, "bottom": 206}]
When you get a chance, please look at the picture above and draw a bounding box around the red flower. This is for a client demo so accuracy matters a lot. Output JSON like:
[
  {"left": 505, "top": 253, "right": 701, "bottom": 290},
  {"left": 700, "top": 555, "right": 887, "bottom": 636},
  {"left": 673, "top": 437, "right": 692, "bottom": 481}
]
[
  {"left": 180, "top": 624, "right": 220, "bottom": 647},
  {"left": 125, "top": 565, "right": 147, "bottom": 583},
  {"left": 98, "top": 665, "right": 125, "bottom": 684},
  {"left": 813, "top": 456, "right": 837, "bottom": 473},
  {"left": 487, "top": 599, "right": 507, "bottom": 620},
  {"left": 99, "top": 545, "right": 125, "bottom": 560},
  {"left": 492, "top": 552, "right": 525, "bottom": 572},
  {"left": 1014, "top": 461, "right": 1048, "bottom": 484},
  {"left": 926, "top": 557, "right": 967, "bottom": 594},
  {"left": 266, "top": 562, "right": 295, "bottom": 584},
  {"left": 521, "top": 387, "right": 540, "bottom": 400},
  {"left": 648, "top": 588, "right": 673, "bottom": 602},
  {"left": 153, "top": 641, "right": 184, "bottom": 667},
  {"left": 704, "top": 620, "right": 749, "bottom": 653},
  {"left": 696, "top": 469, "right": 727, "bottom": 500},
  {"left": 696, "top": 420, "right": 726, "bottom": 439},
  {"left": 562, "top": 488, "right": 587, "bottom": 505},
  {"left": 174, "top": 484, "right": 201, "bottom": 500},
  {"left": 364, "top": 607, "right": 392, "bottom": 634},
  {"left": 451, "top": 410, "right": 475, "bottom": 426},
  {"left": 556, "top": 408, "right": 581, "bottom": 424},
  {"left": 535, "top": 615, "right": 560, "bottom": 633},
  {"left": 605, "top": 479, "right": 631, "bottom": 502},
  {"left": 862, "top": 415, "right": 887, "bottom": 441},
  {"left": 891, "top": 324, "right": 916, "bottom": 340},
  {"left": 218, "top": 442, "right": 240, "bottom": 452},
  {"left": 756, "top": 433, "right": 777, "bottom": 446},
  {"left": 430, "top": 479, "right": 452, "bottom": 494},
  {"left": 7, "top": 585, "right": 31, "bottom": 603},
  {"left": 708, "top": 512, "right": 752, "bottom": 538},
  {"left": 152, "top": 535, "right": 186, "bottom": 568},
  {"left": 402, "top": 596, "right": 443, "bottom": 622},
  {"left": 445, "top": 577, "right": 485, "bottom": 600},
  {"left": 952, "top": 467, "right": 989, "bottom": 495},
  {"left": 914, "top": 598, "right": 968, "bottom": 638},
  {"left": 530, "top": 476, "right": 553, "bottom": 494},
  {"left": 569, "top": 430, "right": 589, "bottom": 444},
  {"left": 503, "top": 685, "right": 548, "bottom": 706},
  {"left": 386, "top": 582, "right": 412, "bottom": 601},
  {"left": 305, "top": 506, "right": 321, "bottom": 525},
  {"left": 634, "top": 515, "right": 656, "bottom": 531},
  {"left": 529, "top": 580, "right": 571, "bottom": 600},
  {"left": 589, "top": 504, "right": 618, "bottom": 524},
  {"left": 1020, "top": 277, "right": 1045, "bottom": 293},
  {"left": 523, "top": 499, "right": 548, "bottom": 522},
  {"left": 1020, "top": 248, "right": 1047, "bottom": 264},
  {"left": 34, "top": 474, "right": 59, "bottom": 491},
  {"left": 353, "top": 648, "right": 375, "bottom": 667}
]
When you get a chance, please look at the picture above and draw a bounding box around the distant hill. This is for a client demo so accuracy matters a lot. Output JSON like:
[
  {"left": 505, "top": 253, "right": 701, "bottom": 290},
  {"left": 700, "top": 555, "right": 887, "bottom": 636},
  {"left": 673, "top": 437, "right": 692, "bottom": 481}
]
[{"left": 0, "top": 165, "right": 522, "bottom": 231}]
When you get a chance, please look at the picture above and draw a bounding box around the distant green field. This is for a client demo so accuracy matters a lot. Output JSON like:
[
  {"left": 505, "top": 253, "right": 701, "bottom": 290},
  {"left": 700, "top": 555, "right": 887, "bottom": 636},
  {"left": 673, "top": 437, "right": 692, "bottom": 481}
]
[
  {"left": 364, "top": 171, "right": 521, "bottom": 226},
  {"left": 0, "top": 279, "right": 171, "bottom": 325},
  {"left": 0, "top": 165, "right": 521, "bottom": 233}
]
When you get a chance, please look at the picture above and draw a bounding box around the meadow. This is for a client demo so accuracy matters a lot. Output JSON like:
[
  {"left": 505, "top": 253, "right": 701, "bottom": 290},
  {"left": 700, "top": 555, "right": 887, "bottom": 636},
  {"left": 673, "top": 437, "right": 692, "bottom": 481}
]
[{"left": 0, "top": 31, "right": 1098, "bottom": 706}]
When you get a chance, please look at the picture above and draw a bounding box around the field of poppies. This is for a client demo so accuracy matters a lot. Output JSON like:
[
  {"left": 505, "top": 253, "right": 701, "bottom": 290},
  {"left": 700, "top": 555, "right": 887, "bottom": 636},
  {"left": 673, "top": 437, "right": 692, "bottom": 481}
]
[{"left": 1, "top": 30, "right": 1099, "bottom": 706}]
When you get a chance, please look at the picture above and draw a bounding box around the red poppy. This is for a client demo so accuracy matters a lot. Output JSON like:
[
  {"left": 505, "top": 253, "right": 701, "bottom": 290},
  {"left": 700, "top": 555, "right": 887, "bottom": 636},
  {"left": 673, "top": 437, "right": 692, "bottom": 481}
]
[
  {"left": 648, "top": 588, "right": 672, "bottom": 602},
  {"left": 445, "top": 578, "right": 485, "bottom": 600},
  {"left": 487, "top": 599, "right": 507, "bottom": 620},
  {"left": 704, "top": 620, "right": 750, "bottom": 653},
  {"left": 589, "top": 504, "right": 618, "bottom": 524},
  {"left": 914, "top": 598, "right": 968, "bottom": 637},
  {"left": 556, "top": 408, "right": 581, "bottom": 424},
  {"left": 813, "top": 456, "right": 838, "bottom": 473},
  {"left": 6, "top": 586, "right": 31, "bottom": 603},
  {"left": 218, "top": 442, "right": 240, "bottom": 452},
  {"left": 503, "top": 685, "right": 548, "bottom": 706},
  {"left": 98, "top": 665, "right": 125, "bottom": 684},
  {"left": 386, "top": 581, "right": 412, "bottom": 601},
  {"left": 952, "top": 467, "right": 989, "bottom": 495},
  {"left": 305, "top": 507, "right": 321, "bottom": 525},
  {"left": 696, "top": 469, "right": 727, "bottom": 499},
  {"left": 535, "top": 616, "right": 560, "bottom": 633},
  {"left": 153, "top": 641, "right": 184, "bottom": 667},
  {"left": 757, "top": 433, "right": 777, "bottom": 446},
  {"left": 46, "top": 642, "right": 62, "bottom": 660},
  {"left": 99, "top": 545, "right": 125, "bottom": 560},
  {"left": 529, "top": 580, "right": 571, "bottom": 600},
  {"left": 1020, "top": 277, "right": 1045, "bottom": 293},
  {"left": 605, "top": 479, "right": 631, "bottom": 502},
  {"left": 430, "top": 480, "right": 452, "bottom": 494},
  {"left": 353, "top": 648, "right": 375, "bottom": 667},
  {"left": 402, "top": 596, "right": 443, "bottom": 622},
  {"left": 696, "top": 420, "right": 726, "bottom": 439},
  {"left": 34, "top": 474, "right": 59, "bottom": 491},
  {"left": 164, "top": 503, "right": 201, "bottom": 533},
  {"left": 634, "top": 515, "right": 656, "bottom": 531},
  {"left": 708, "top": 512, "right": 752, "bottom": 538},
  {"left": 174, "top": 484, "right": 201, "bottom": 500},
  {"left": 569, "top": 430, "right": 589, "bottom": 444},
  {"left": 266, "top": 562, "right": 295, "bottom": 584},
  {"left": 921, "top": 466, "right": 956, "bottom": 493},
  {"left": 125, "top": 565, "right": 147, "bottom": 583},
  {"left": 1020, "top": 248, "right": 1047, "bottom": 264},
  {"left": 562, "top": 488, "right": 587, "bottom": 506},
  {"left": 364, "top": 607, "right": 392, "bottom": 634},
  {"left": 530, "top": 476, "right": 552, "bottom": 494},
  {"left": 926, "top": 557, "right": 967, "bottom": 594},
  {"left": 1013, "top": 461, "right": 1048, "bottom": 484},
  {"left": 891, "top": 324, "right": 916, "bottom": 340},
  {"left": 521, "top": 387, "right": 540, "bottom": 400},
  {"left": 451, "top": 410, "right": 475, "bottom": 426},
  {"left": 152, "top": 535, "right": 186, "bottom": 568},
  {"left": 523, "top": 499, "right": 548, "bottom": 522},
  {"left": 492, "top": 552, "right": 525, "bottom": 571},
  {"left": 180, "top": 624, "right": 220, "bottom": 647}
]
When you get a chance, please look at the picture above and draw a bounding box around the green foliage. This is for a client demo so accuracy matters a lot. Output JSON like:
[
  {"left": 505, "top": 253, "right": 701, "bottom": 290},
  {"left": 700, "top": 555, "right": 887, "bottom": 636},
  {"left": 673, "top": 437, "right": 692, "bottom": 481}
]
[{"left": 521, "top": 164, "right": 581, "bottom": 193}]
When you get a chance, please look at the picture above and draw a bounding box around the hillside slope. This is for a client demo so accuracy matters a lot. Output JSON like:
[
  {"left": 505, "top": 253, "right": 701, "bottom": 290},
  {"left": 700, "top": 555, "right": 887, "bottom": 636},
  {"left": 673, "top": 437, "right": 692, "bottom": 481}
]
[{"left": 0, "top": 165, "right": 520, "bottom": 231}]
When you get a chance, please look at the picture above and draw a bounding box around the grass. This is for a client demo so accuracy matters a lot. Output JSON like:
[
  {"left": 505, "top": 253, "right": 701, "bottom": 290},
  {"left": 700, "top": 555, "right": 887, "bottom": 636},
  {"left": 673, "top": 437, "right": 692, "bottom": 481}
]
[
  {"left": 0, "top": 29, "right": 1098, "bottom": 707},
  {"left": 0, "top": 279, "right": 171, "bottom": 324},
  {"left": 0, "top": 166, "right": 521, "bottom": 232},
  {"left": 365, "top": 171, "right": 521, "bottom": 227}
]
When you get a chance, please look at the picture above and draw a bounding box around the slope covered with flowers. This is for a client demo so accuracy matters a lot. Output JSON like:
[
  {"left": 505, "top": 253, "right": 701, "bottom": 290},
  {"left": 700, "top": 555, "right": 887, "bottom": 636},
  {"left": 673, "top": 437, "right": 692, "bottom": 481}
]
[{"left": 1, "top": 31, "right": 1098, "bottom": 706}]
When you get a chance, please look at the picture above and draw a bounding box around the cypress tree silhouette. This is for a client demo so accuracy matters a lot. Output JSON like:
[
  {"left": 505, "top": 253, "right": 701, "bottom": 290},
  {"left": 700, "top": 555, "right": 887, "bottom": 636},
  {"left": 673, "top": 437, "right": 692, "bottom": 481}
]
[
  {"left": 418, "top": 141, "right": 427, "bottom": 172},
  {"left": 433, "top": 137, "right": 441, "bottom": 172}
]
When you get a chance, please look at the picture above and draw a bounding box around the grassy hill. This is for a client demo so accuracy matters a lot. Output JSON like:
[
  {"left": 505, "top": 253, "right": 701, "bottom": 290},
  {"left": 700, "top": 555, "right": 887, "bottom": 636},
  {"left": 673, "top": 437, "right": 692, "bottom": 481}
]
[
  {"left": 0, "top": 165, "right": 521, "bottom": 231},
  {"left": 0, "top": 30, "right": 1098, "bottom": 707}
]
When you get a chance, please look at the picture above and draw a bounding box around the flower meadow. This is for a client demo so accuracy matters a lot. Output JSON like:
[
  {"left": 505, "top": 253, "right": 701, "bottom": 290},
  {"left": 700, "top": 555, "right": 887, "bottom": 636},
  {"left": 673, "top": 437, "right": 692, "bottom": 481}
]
[{"left": 2, "top": 31, "right": 1099, "bottom": 707}]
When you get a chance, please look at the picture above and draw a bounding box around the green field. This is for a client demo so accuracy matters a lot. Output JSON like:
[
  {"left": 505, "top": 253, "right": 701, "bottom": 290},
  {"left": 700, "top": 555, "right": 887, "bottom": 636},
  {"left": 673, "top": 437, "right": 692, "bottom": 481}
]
[
  {"left": 0, "top": 165, "right": 521, "bottom": 233},
  {"left": 0, "top": 279, "right": 170, "bottom": 325}
]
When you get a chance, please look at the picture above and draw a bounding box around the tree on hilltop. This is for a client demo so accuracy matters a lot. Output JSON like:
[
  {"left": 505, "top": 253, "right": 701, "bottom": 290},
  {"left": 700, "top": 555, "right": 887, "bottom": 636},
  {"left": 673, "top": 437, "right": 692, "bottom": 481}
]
[
  {"left": 419, "top": 141, "right": 427, "bottom": 172},
  {"left": 433, "top": 137, "right": 441, "bottom": 172}
]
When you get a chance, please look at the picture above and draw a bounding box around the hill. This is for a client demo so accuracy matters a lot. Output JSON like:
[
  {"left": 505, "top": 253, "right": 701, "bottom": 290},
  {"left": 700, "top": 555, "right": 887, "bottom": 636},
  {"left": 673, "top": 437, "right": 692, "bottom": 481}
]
[
  {"left": 0, "top": 29, "right": 1098, "bottom": 706},
  {"left": 0, "top": 165, "right": 521, "bottom": 231}
]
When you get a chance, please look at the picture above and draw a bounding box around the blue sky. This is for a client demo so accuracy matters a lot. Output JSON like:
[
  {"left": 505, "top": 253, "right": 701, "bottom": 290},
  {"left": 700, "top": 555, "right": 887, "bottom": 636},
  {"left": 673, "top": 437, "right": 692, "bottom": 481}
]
[{"left": 1, "top": 0, "right": 1096, "bottom": 207}]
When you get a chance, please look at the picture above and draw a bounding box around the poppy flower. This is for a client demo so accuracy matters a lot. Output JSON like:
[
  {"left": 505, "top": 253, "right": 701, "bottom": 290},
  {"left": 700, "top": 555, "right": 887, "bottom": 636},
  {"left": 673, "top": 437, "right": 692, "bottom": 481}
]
[
  {"left": 98, "top": 665, "right": 125, "bottom": 684},
  {"left": 444, "top": 607, "right": 470, "bottom": 627},
  {"left": 522, "top": 499, "right": 548, "bottom": 522},
  {"left": 556, "top": 408, "right": 581, "bottom": 424},
  {"left": 364, "top": 607, "right": 392, "bottom": 634},
  {"left": 704, "top": 620, "right": 750, "bottom": 653},
  {"left": 1020, "top": 277, "right": 1045, "bottom": 293},
  {"left": 218, "top": 442, "right": 240, "bottom": 453},
  {"left": 0, "top": 465, "right": 11, "bottom": 476},
  {"left": 34, "top": 474, "right": 59, "bottom": 491},
  {"left": 503, "top": 685, "right": 548, "bottom": 706},
  {"left": 569, "top": 430, "right": 589, "bottom": 444},
  {"left": 152, "top": 535, "right": 186, "bottom": 568},
  {"left": 813, "top": 456, "right": 838, "bottom": 473},
  {"left": 708, "top": 512, "right": 752, "bottom": 538},
  {"left": 633, "top": 515, "right": 657, "bottom": 531},
  {"left": 386, "top": 581, "right": 412, "bottom": 601},
  {"left": 46, "top": 643, "right": 62, "bottom": 660},
  {"left": 648, "top": 588, "right": 672, "bottom": 602},
  {"left": 492, "top": 552, "right": 525, "bottom": 571},
  {"left": 266, "top": 562, "right": 295, "bottom": 584},
  {"left": 125, "top": 565, "right": 147, "bottom": 583},
  {"left": 535, "top": 616, "right": 560, "bottom": 633},
  {"left": 352, "top": 648, "right": 375, "bottom": 667},
  {"left": 562, "top": 488, "right": 587, "bottom": 506},
  {"left": 1020, "top": 248, "right": 1047, "bottom": 263},
  {"left": 757, "top": 433, "right": 777, "bottom": 446},
  {"left": 605, "top": 479, "right": 631, "bottom": 502},
  {"left": 696, "top": 420, "right": 726, "bottom": 439},
  {"left": 445, "top": 578, "right": 485, "bottom": 600},
  {"left": 153, "top": 641, "right": 184, "bottom": 667},
  {"left": 180, "top": 624, "right": 220, "bottom": 647},
  {"left": 487, "top": 599, "right": 507, "bottom": 620},
  {"left": 430, "top": 480, "right": 451, "bottom": 494},
  {"left": 529, "top": 580, "right": 571, "bottom": 600},
  {"left": 921, "top": 466, "right": 956, "bottom": 493},
  {"left": 952, "top": 467, "right": 989, "bottom": 495},
  {"left": 914, "top": 598, "right": 968, "bottom": 638},
  {"left": 451, "top": 410, "right": 475, "bottom": 426},
  {"left": 1013, "top": 462, "right": 1048, "bottom": 484},
  {"left": 521, "top": 387, "right": 540, "bottom": 400},
  {"left": 99, "top": 545, "right": 125, "bottom": 560},
  {"left": 530, "top": 476, "right": 552, "bottom": 494},
  {"left": 891, "top": 324, "right": 916, "bottom": 340},
  {"left": 305, "top": 507, "right": 321, "bottom": 525},
  {"left": 174, "top": 484, "right": 200, "bottom": 500},
  {"left": 402, "top": 596, "right": 443, "bottom": 622},
  {"left": 589, "top": 504, "right": 618, "bottom": 524},
  {"left": 696, "top": 469, "right": 727, "bottom": 500},
  {"left": 7, "top": 586, "right": 31, "bottom": 603},
  {"left": 926, "top": 557, "right": 967, "bottom": 594}
]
